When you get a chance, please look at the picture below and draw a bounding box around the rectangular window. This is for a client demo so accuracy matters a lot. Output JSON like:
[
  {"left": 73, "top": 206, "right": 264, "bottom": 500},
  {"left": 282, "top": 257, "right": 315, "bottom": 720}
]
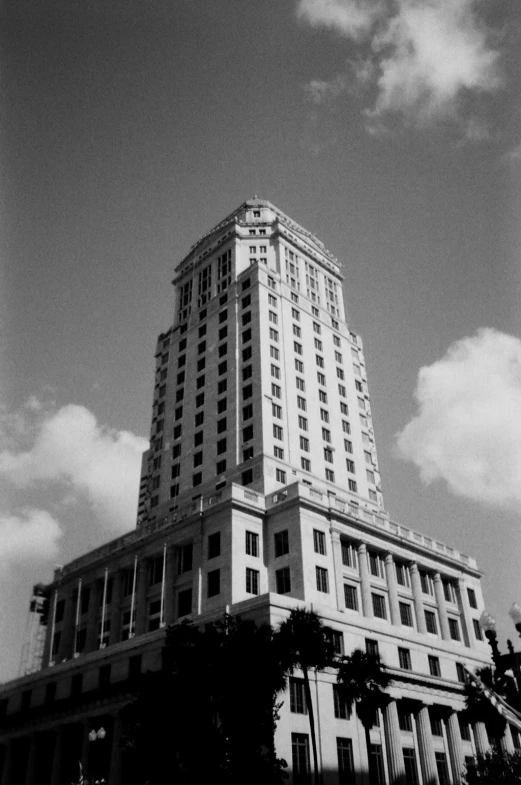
[
  {"left": 316, "top": 566, "right": 329, "bottom": 593},
  {"left": 296, "top": 376, "right": 305, "bottom": 391},
  {"left": 242, "top": 346, "right": 252, "bottom": 362},
  {"left": 217, "top": 399, "right": 226, "bottom": 414},
  {"left": 337, "top": 738, "right": 354, "bottom": 784},
  {"left": 399, "top": 708, "right": 413, "bottom": 732},
  {"left": 298, "top": 415, "right": 308, "bottom": 430},
  {"left": 456, "top": 663, "right": 466, "bottom": 683},
  {"left": 273, "top": 424, "right": 283, "bottom": 440},
  {"left": 425, "top": 610, "right": 438, "bottom": 635},
  {"left": 316, "top": 355, "right": 324, "bottom": 368},
  {"left": 217, "top": 438, "right": 227, "bottom": 455},
  {"left": 344, "top": 584, "right": 358, "bottom": 611},
  {"left": 473, "top": 619, "right": 483, "bottom": 640},
  {"left": 274, "top": 446, "right": 284, "bottom": 459},
  {"left": 320, "top": 409, "right": 329, "bottom": 422},
  {"left": 246, "top": 568, "right": 259, "bottom": 595},
  {"left": 337, "top": 367, "right": 344, "bottom": 380},
  {"left": 435, "top": 752, "right": 450, "bottom": 785},
  {"left": 372, "top": 594, "right": 386, "bottom": 619},
  {"left": 344, "top": 440, "right": 353, "bottom": 454},
  {"left": 399, "top": 603, "right": 413, "bottom": 627},
  {"left": 270, "top": 345, "right": 280, "bottom": 361},
  {"left": 271, "top": 364, "right": 281, "bottom": 380},
  {"left": 370, "top": 745, "right": 386, "bottom": 785},
  {"left": 243, "top": 366, "right": 253, "bottom": 381},
  {"left": 322, "top": 428, "right": 331, "bottom": 443},
  {"left": 431, "top": 715, "right": 444, "bottom": 737},
  {"left": 274, "top": 530, "right": 289, "bottom": 557},
  {"left": 342, "top": 420, "right": 351, "bottom": 434},
  {"left": 459, "top": 717, "right": 471, "bottom": 741},
  {"left": 403, "top": 748, "right": 419, "bottom": 785},
  {"left": 290, "top": 678, "right": 307, "bottom": 714},
  {"left": 217, "top": 417, "right": 227, "bottom": 434},
  {"left": 317, "top": 372, "right": 326, "bottom": 385},
  {"left": 396, "top": 562, "right": 410, "bottom": 587},
  {"left": 218, "top": 360, "right": 227, "bottom": 376},
  {"left": 313, "top": 529, "right": 326, "bottom": 555},
  {"left": 369, "top": 551, "right": 384, "bottom": 578},
  {"left": 324, "top": 448, "right": 333, "bottom": 463},
  {"left": 207, "top": 569, "right": 220, "bottom": 597},
  {"left": 429, "top": 655, "right": 441, "bottom": 677},
  {"left": 243, "top": 384, "right": 253, "bottom": 400},
  {"left": 335, "top": 351, "right": 343, "bottom": 364},
  {"left": 242, "top": 424, "right": 253, "bottom": 442},
  {"left": 338, "top": 384, "right": 347, "bottom": 397},
  {"left": 468, "top": 588, "right": 477, "bottom": 609},
  {"left": 318, "top": 390, "right": 327, "bottom": 403},
  {"left": 272, "top": 384, "right": 281, "bottom": 399},
  {"left": 216, "top": 459, "right": 226, "bottom": 474},
  {"left": 178, "top": 588, "right": 192, "bottom": 617},
  {"left": 326, "top": 468, "right": 335, "bottom": 482},
  {"left": 420, "top": 571, "right": 433, "bottom": 595},
  {"left": 246, "top": 531, "right": 259, "bottom": 557},
  {"left": 443, "top": 579, "right": 457, "bottom": 604},
  {"left": 333, "top": 686, "right": 351, "bottom": 720},
  {"left": 276, "top": 567, "right": 291, "bottom": 594},
  {"left": 276, "top": 468, "right": 286, "bottom": 483},
  {"left": 208, "top": 531, "right": 221, "bottom": 559},
  {"left": 299, "top": 436, "right": 309, "bottom": 452},
  {"left": 294, "top": 341, "right": 302, "bottom": 355},
  {"left": 366, "top": 639, "right": 379, "bottom": 657},
  {"left": 292, "top": 734, "right": 310, "bottom": 782},
  {"left": 269, "top": 311, "right": 278, "bottom": 324},
  {"left": 399, "top": 648, "right": 412, "bottom": 670},
  {"left": 341, "top": 541, "right": 357, "bottom": 568},
  {"left": 271, "top": 403, "right": 282, "bottom": 419},
  {"left": 269, "top": 328, "right": 278, "bottom": 342},
  {"left": 293, "top": 325, "right": 301, "bottom": 337},
  {"left": 195, "top": 392, "right": 204, "bottom": 408},
  {"left": 346, "top": 459, "right": 355, "bottom": 474},
  {"left": 301, "top": 457, "right": 311, "bottom": 471}
]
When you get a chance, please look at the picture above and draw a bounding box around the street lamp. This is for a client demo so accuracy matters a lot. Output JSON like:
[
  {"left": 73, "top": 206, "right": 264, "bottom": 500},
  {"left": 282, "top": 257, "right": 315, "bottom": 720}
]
[
  {"left": 88, "top": 727, "right": 107, "bottom": 784},
  {"left": 479, "top": 607, "right": 521, "bottom": 695}
]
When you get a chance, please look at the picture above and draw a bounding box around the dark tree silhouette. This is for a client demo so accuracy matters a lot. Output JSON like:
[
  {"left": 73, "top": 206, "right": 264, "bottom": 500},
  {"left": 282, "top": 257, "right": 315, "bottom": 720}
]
[
  {"left": 464, "top": 666, "right": 519, "bottom": 749},
  {"left": 336, "top": 648, "right": 390, "bottom": 775},
  {"left": 121, "top": 616, "right": 288, "bottom": 784},
  {"left": 463, "top": 750, "right": 521, "bottom": 783},
  {"left": 276, "top": 608, "right": 336, "bottom": 785}
]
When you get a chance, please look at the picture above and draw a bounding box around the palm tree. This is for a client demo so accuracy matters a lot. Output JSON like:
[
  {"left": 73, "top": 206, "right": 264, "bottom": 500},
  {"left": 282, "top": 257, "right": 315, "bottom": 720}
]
[
  {"left": 276, "top": 608, "right": 336, "bottom": 785},
  {"left": 464, "top": 666, "right": 517, "bottom": 749},
  {"left": 336, "top": 648, "right": 390, "bottom": 778}
]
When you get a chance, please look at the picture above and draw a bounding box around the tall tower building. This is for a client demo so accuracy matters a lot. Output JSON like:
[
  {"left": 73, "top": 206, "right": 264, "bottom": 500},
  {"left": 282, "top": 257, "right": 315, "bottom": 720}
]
[
  {"left": 140, "top": 198, "right": 382, "bottom": 522},
  {"left": 0, "top": 201, "right": 503, "bottom": 785}
]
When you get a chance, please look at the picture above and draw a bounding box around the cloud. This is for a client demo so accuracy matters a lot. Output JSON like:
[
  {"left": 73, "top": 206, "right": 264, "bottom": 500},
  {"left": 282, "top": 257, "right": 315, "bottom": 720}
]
[
  {"left": 396, "top": 329, "right": 521, "bottom": 512},
  {"left": 0, "top": 509, "right": 62, "bottom": 569},
  {"left": 0, "top": 402, "right": 149, "bottom": 532},
  {"left": 298, "top": 0, "right": 501, "bottom": 130}
]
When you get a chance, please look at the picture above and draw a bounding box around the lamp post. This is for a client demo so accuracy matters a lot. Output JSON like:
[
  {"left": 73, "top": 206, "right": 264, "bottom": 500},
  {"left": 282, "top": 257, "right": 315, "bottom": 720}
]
[
  {"left": 479, "top": 607, "right": 521, "bottom": 696},
  {"left": 88, "top": 727, "right": 107, "bottom": 785}
]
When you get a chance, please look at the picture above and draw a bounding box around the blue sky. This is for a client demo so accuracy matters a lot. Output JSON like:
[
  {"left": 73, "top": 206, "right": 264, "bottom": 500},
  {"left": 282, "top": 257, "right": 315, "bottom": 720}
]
[{"left": 1, "top": 0, "right": 521, "bottom": 681}]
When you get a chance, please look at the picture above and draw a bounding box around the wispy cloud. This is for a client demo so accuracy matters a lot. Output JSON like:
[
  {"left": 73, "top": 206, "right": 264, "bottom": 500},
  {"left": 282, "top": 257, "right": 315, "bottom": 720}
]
[
  {"left": 0, "top": 509, "right": 62, "bottom": 571},
  {"left": 396, "top": 329, "right": 521, "bottom": 512},
  {"left": 298, "top": 0, "right": 501, "bottom": 132},
  {"left": 0, "top": 400, "right": 149, "bottom": 532}
]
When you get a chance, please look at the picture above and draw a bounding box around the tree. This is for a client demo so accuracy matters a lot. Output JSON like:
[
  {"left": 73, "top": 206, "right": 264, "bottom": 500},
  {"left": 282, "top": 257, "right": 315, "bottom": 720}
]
[
  {"left": 276, "top": 608, "right": 336, "bottom": 785},
  {"left": 121, "top": 616, "right": 288, "bottom": 785},
  {"left": 463, "top": 750, "right": 521, "bottom": 784},
  {"left": 464, "top": 666, "right": 519, "bottom": 748},
  {"left": 336, "top": 648, "right": 390, "bottom": 774}
]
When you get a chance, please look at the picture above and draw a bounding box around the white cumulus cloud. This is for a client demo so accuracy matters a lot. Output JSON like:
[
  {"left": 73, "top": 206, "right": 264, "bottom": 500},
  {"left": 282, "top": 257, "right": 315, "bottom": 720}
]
[
  {"left": 396, "top": 329, "right": 521, "bottom": 511},
  {"left": 0, "top": 402, "right": 149, "bottom": 532},
  {"left": 298, "top": 0, "right": 501, "bottom": 129},
  {"left": 0, "top": 509, "right": 62, "bottom": 568}
]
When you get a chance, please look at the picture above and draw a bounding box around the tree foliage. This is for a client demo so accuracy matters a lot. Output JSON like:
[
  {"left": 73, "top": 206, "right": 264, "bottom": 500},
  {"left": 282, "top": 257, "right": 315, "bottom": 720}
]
[
  {"left": 464, "top": 666, "right": 519, "bottom": 746},
  {"left": 463, "top": 750, "right": 521, "bottom": 784},
  {"left": 336, "top": 648, "right": 390, "bottom": 730}
]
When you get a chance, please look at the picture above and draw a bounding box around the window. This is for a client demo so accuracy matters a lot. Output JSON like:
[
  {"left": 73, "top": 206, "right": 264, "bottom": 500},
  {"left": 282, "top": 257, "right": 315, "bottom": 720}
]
[
  {"left": 208, "top": 532, "right": 221, "bottom": 559},
  {"left": 399, "top": 603, "right": 413, "bottom": 627},
  {"left": 271, "top": 364, "right": 281, "bottom": 380},
  {"left": 243, "top": 365, "right": 253, "bottom": 381},
  {"left": 435, "top": 752, "right": 450, "bottom": 785},
  {"left": 269, "top": 328, "right": 278, "bottom": 342},
  {"left": 317, "top": 372, "right": 326, "bottom": 386},
  {"left": 242, "top": 468, "right": 253, "bottom": 485},
  {"left": 242, "top": 447, "right": 254, "bottom": 462},
  {"left": 195, "top": 411, "right": 204, "bottom": 427},
  {"left": 320, "top": 409, "right": 329, "bottom": 422},
  {"left": 293, "top": 325, "right": 301, "bottom": 337},
  {"left": 178, "top": 588, "right": 192, "bottom": 617},
  {"left": 170, "top": 483, "right": 179, "bottom": 499},
  {"left": 148, "top": 556, "right": 163, "bottom": 586},
  {"left": 326, "top": 468, "right": 335, "bottom": 482},
  {"left": 295, "top": 359, "right": 304, "bottom": 372},
  {"left": 420, "top": 570, "right": 433, "bottom": 595},
  {"left": 403, "top": 748, "right": 419, "bottom": 785},
  {"left": 369, "top": 745, "right": 386, "bottom": 785},
  {"left": 346, "top": 459, "right": 355, "bottom": 474},
  {"left": 216, "top": 418, "right": 227, "bottom": 435},
  {"left": 274, "top": 446, "right": 284, "bottom": 459},
  {"left": 348, "top": 478, "right": 358, "bottom": 492},
  {"left": 425, "top": 610, "right": 438, "bottom": 635},
  {"left": 276, "top": 468, "right": 286, "bottom": 483},
  {"left": 241, "top": 277, "right": 251, "bottom": 290},
  {"left": 468, "top": 588, "right": 477, "bottom": 609},
  {"left": 324, "top": 448, "right": 333, "bottom": 463},
  {"left": 342, "top": 420, "right": 351, "bottom": 434},
  {"left": 272, "top": 384, "right": 281, "bottom": 399},
  {"left": 288, "top": 679, "right": 308, "bottom": 718},
  {"left": 316, "top": 355, "right": 324, "bottom": 368},
  {"left": 246, "top": 568, "right": 259, "bottom": 595},
  {"left": 276, "top": 567, "right": 291, "bottom": 594},
  {"left": 300, "top": 436, "right": 309, "bottom": 451},
  {"left": 177, "top": 543, "right": 193, "bottom": 573},
  {"left": 343, "top": 440, "right": 353, "bottom": 455},
  {"left": 292, "top": 307, "right": 300, "bottom": 320},
  {"left": 296, "top": 377, "right": 305, "bottom": 391},
  {"left": 340, "top": 403, "right": 349, "bottom": 416},
  {"left": 217, "top": 398, "right": 227, "bottom": 414},
  {"left": 344, "top": 584, "right": 358, "bottom": 611},
  {"left": 219, "top": 325, "right": 228, "bottom": 341},
  {"left": 217, "top": 438, "right": 227, "bottom": 455},
  {"left": 372, "top": 594, "right": 386, "bottom": 619},
  {"left": 443, "top": 579, "right": 457, "bottom": 604},
  {"left": 399, "top": 707, "right": 413, "bottom": 731},
  {"left": 294, "top": 341, "right": 302, "bottom": 355},
  {"left": 207, "top": 569, "right": 220, "bottom": 597},
  {"left": 148, "top": 599, "right": 162, "bottom": 631},
  {"left": 192, "top": 472, "right": 202, "bottom": 487},
  {"left": 268, "top": 294, "right": 277, "bottom": 306},
  {"left": 298, "top": 415, "right": 308, "bottom": 430},
  {"left": 243, "top": 424, "right": 253, "bottom": 442},
  {"left": 193, "top": 451, "right": 203, "bottom": 467},
  {"left": 399, "top": 648, "right": 412, "bottom": 670},
  {"left": 318, "top": 390, "right": 327, "bottom": 404},
  {"left": 313, "top": 529, "right": 326, "bottom": 555},
  {"left": 301, "top": 457, "right": 311, "bottom": 471},
  {"left": 272, "top": 403, "right": 282, "bottom": 419},
  {"left": 473, "top": 619, "right": 483, "bottom": 640},
  {"left": 316, "top": 566, "right": 329, "bottom": 593},
  {"left": 269, "top": 311, "right": 278, "bottom": 324},
  {"left": 273, "top": 424, "right": 283, "bottom": 440},
  {"left": 366, "top": 639, "right": 379, "bottom": 657},
  {"left": 456, "top": 662, "right": 466, "bottom": 683},
  {"left": 431, "top": 715, "right": 443, "bottom": 736},
  {"left": 429, "top": 655, "right": 441, "bottom": 677},
  {"left": 270, "top": 345, "right": 280, "bottom": 360},
  {"left": 275, "top": 530, "right": 289, "bottom": 557},
  {"left": 246, "top": 531, "right": 259, "bottom": 557},
  {"left": 369, "top": 551, "right": 384, "bottom": 578},
  {"left": 218, "top": 360, "right": 227, "bottom": 376},
  {"left": 219, "top": 309, "right": 228, "bottom": 324},
  {"left": 459, "top": 717, "right": 471, "bottom": 741},
  {"left": 396, "top": 562, "right": 410, "bottom": 587},
  {"left": 333, "top": 686, "right": 351, "bottom": 720},
  {"left": 216, "top": 459, "right": 226, "bottom": 474},
  {"left": 335, "top": 351, "right": 343, "bottom": 364},
  {"left": 243, "top": 384, "right": 253, "bottom": 400},
  {"left": 292, "top": 733, "right": 310, "bottom": 782},
  {"left": 297, "top": 396, "right": 306, "bottom": 410},
  {"left": 341, "top": 541, "right": 357, "bottom": 568}
]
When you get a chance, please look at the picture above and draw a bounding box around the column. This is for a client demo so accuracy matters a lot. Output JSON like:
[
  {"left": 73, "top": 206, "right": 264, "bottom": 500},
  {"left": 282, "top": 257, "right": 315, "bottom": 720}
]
[
  {"left": 358, "top": 544, "right": 373, "bottom": 617},
  {"left": 134, "top": 559, "right": 148, "bottom": 635},
  {"left": 457, "top": 579, "right": 472, "bottom": 647},
  {"left": 501, "top": 725, "right": 515, "bottom": 755},
  {"left": 409, "top": 563, "right": 427, "bottom": 634},
  {"left": 109, "top": 571, "right": 123, "bottom": 646},
  {"left": 58, "top": 587, "right": 75, "bottom": 661},
  {"left": 473, "top": 722, "right": 490, "bottom": 755},
  {"left": 193, "top": 534, "right": 204, "bottom": 615},
  {"left": 331, "top": 531, "right": 345, "bottom": 612},
  {"left": 433, "top": 574, "right": 450, "bottom": 642},
  {"left": 384, "top": 554, "right": 400, "bottom": 626},
  {"left": 164, "top": 546, "right": 177, "bottom": 626},
  {"left": 446, "top": 713, "right": 465, "bottom": 785},
  {"left": 383, "top": 701, "right": 406, "bottom": 785},
  {"left": 1, "top": 741, "right": 14, "bottom": 785},
  {"left": 108, "top": 713, "right": 123, "bottom": 785},
  {"left": 416, "top": 706, "right": 439, "bottom": 785},
  {"left": 24, "top": 736, "right": 38, "bottom": 785},
  {"left": 50, "top": 727, "right": 65, "bottom": 785},
  {"left": 86, "top": 581, "right": 102, "bottom": 653}
]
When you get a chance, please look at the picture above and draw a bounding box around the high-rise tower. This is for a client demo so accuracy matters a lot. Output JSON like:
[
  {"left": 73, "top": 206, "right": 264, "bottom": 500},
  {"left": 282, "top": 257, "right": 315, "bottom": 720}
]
[{"left": 139, "top": 199, "right": 383, "bottom": 525}]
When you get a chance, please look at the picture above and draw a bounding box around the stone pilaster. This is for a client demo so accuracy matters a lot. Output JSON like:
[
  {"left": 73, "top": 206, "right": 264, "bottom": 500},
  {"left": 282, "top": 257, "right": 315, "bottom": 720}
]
[
  {"left": 385, "top": 554, "right": 400, "bottom": 626},
  {"left": 501, "top": 725, "right": 515, "bottom": 755},
  {"left": 473, "top": 722, "right": 490, "bottom": 755},
  {"left": 446, "top": 713, "right": 465, "bottom": 784},
  {"left": 57, "top": 586, "right": 75, "bottom": 661},
  {"left": 457, "top": 579, "right": 472, "bottom": 647},
  {"left": 134, "top": 559, "right": 148, "bottom": 635},
  {"left": 109, "top": 571, "right": 123, "bottom": 646},
  {"left": 409, "top": 563, "right": 427, "bottom": 634},
  {"left": 358, "top": 544, "right": 373, "bottom": 617},
  {"left": 331, "top": 531, "right": 345, "bottom": 612},
  {"left": 433, "top": 573, "right": 450, "bottom": 641},
  {"left": 86, "top": 581, "right": 102, "bottom": 653},
  {"left": 164, "top": 546, "right": 176, "bottom": 625}
]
